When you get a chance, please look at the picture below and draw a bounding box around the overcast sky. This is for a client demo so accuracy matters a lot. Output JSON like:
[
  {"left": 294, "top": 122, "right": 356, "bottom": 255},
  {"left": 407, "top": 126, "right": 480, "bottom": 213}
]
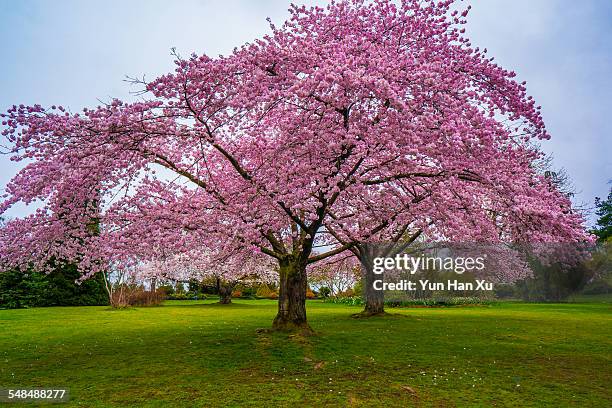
[{"left": 1, "top": 0, "right": 610, "bottom": 225}]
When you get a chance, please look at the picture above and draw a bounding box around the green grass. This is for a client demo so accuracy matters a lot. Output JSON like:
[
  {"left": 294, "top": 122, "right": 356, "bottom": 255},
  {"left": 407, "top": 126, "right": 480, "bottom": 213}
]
[
  {"left": 567, "top": 293, "right": 612, "bottom": 303},
  {"left": 1, "top": 300, "right": 610, "bottom": 407}
]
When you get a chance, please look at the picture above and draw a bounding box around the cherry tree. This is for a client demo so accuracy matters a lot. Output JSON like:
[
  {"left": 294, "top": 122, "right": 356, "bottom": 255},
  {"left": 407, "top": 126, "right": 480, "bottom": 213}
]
[
  {"left": 137, "top": 249, "right": 276, "bottom": 304},
  {"left": 0, "top": 0, "right": 590, "bottom": 331},
  {"left": 321, "top": 139, "right": 592, "bottom": 315},
  {"left": 308, "top": 254, "right": 359, "bottom": 297}
]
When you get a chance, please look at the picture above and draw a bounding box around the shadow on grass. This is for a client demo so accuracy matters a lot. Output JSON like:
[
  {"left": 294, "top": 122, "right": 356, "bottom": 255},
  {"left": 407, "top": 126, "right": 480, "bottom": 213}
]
[
  {"left": 101, "top": 302, "right": 256, "bottom": 311},
  {"left": 350, "top": 311, "right": 416, "bottom": 320},
  {"left": 102, "top": 306, "right": 140, "bottom": 312},
  {"left": 165, "top": 301, "right": 267, "bottom": 308}
]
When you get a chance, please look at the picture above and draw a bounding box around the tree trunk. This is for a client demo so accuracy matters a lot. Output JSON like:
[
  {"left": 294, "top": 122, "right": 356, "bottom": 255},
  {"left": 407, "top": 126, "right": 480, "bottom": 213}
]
[
  {"left": 272, "top": 258, "right": 312, "bottom": 332},
  {"left": 363, "top": 262, "right": 385, "bottom": 314},
  {"left": 353, "top": 245, "right": 387, "bottom": 317},
  {"left": 218, "top": 281, "right": 233, "bottom": 304},
  {"left": 361, "top": 255, "right": 386, "bottom": 316}
]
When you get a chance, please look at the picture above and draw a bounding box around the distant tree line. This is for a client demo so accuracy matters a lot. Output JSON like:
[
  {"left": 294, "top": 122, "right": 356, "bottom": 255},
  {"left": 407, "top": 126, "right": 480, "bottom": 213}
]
[
  {"left": 500, "top": 185, "right": 612, "bottom": 301},
  {"left": 0, "top": 263, "right": 108, "bottom": 309}
]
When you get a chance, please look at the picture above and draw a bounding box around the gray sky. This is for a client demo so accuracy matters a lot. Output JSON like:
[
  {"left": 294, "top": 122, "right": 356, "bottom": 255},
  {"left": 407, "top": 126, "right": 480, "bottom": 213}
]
[{"left": 1, "top": 0, "right": 610, "bottom": 225}]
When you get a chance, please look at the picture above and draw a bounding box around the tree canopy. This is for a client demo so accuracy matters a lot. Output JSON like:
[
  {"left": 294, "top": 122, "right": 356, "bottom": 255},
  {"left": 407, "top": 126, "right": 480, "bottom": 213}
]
[{"left": 0, "top": 0, "right": 590, "bottom": 330}]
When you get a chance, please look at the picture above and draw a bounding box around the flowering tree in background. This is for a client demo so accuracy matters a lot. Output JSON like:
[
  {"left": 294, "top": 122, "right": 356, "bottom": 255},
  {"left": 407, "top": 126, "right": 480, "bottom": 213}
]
[
  {"left": 308, "top": 255, "right": 359, "bottom": 297},
  {"left": 0, "top": 0, "right": 590, "bottom": 331},
  {"left": 321, "top": 141, "right": 591, "bottom": 315},
  {"left": 137, "top": 249, "right": 276, "bottom": 304}
]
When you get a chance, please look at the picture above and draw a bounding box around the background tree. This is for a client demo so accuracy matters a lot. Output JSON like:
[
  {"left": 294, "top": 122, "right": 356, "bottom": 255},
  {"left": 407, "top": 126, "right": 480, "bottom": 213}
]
[
  {"left": 592, "top": 185, "right": 612, "bottom": 242},
  {"left": 0, "top": 264, "right": 108, "bottom": 309},
  {"left": 137, "top": 249, "right": 276, "bottom": 305},
  {"left": 308, "top": 255, "right": 359, "bottom": 297}
]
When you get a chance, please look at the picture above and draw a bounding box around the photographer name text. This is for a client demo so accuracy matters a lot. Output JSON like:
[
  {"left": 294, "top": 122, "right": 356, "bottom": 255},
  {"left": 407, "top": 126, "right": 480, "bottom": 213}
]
[{"left": 373, "top": 279, "right": 494, "bottom": 291}]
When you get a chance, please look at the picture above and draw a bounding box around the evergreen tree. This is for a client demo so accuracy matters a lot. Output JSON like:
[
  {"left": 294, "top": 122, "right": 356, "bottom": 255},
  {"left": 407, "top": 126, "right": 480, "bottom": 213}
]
[{"left": 592, "top": 186, "right": 612, "bottom": 242}]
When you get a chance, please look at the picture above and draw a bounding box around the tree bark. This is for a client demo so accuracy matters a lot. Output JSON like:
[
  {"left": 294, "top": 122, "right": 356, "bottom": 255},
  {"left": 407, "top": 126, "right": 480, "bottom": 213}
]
[
  {"left": 351, "top": 244, "right": 387, "bottom": 317},
  {"left": 354, "top": 231, "right": 421, "bottom": 317},
  {"left": 272, "top": 257, "right": 312, "bottom": 332},
  {"left": 218, "top": 281, "right": 233, "bottom": 304},
  {"left": 359, "top": 253, "right": 386, "bottom": 316},
  {"left": 363, "top": 261, "right": 385, "bottom": 315}
]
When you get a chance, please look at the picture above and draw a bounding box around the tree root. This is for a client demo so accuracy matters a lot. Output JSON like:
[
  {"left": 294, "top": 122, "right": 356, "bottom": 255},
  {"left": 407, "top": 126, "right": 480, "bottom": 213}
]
[
  {"left": 351, "top": 310, "right": 388, "bottom": 318},
  {"left": 257, "top": 320, "right": 316, "bottom": 336}
]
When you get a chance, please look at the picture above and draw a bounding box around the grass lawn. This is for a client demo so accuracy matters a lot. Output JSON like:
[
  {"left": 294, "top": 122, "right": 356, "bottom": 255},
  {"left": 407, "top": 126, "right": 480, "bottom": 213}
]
[{"left": 1, "top": 300, "right": 610, "bottom": 407}]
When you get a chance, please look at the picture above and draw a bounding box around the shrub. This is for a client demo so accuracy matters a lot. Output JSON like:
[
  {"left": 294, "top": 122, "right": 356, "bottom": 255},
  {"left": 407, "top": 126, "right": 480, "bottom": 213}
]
[
  {"left": 336, "top": 288, "right": 355, "bottom": 298},
  {"left": 128, "top": 288, "right": 165, "bottom": 306},
  {"left": 516, "top": 255, "right": 594, "bottom": 301},
  {"left": 306, "top": 288, "right": 316, "bottom": 299},
  {"left": 165, "top": 291, "right": 205, "bottom": 300},
  {"left": 109, "top": 286, "right": 164, "bottom": 308},
  {"left": 166, "top": 292, "right": 188, "bottom": 300},
  {"left": 384, "top": 297, "right": 492, "bottom": 307},
  {"left": 353, "top": 279, "right": 364, "bottom": 297},
  {"left": 256, "top": 285, "right": 278, "bottom": 299},
  {"left": 190, "top": 291, "right": 203, "bottom": 299},
  {"left": 494, "top": 283, "right": 516, "bottom": 299},
  {"left": 199, "top": 276, "right": 220, "bottom": 294},
  {"left": 239, "top": 285, "right": 257, "bottom": 297},
  {"left": 324, "top": 296, "right": 364, "bottom": 306},
  {"left": 323, "top": 296, "right": 491, "bottom": 308},
  {"left": 581, "top": 279, "right": 612, "bottom": 295},
  {"left": 231, "top": 290, "right": 242, "bottom": 298},
  {"left": 158, "top": 284, "right": 175, "bottom": 296},
  {"left": 187, "top": 279, "right": 204, "bottom": 293},
  {"left": 318, "top": 286, "right": 331, "bottom": 298}
]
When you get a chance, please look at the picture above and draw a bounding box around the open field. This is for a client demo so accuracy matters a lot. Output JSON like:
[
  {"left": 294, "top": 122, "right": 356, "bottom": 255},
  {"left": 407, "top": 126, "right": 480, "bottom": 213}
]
[{"left": 1, "top": 300, "right": 610, "bottom": 407}]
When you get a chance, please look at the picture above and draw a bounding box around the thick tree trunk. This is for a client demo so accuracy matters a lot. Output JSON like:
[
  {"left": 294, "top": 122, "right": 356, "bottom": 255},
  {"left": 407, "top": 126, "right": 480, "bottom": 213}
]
[
  {"left": 353, "top": 245, "right": 387, "bottom": 317},
  {"left": 363, "top": 262, "right": 385, "bottom": 315},
  {"left": 218, "top": 281, "right": 233, "bottom": 304},
  {"left": 355, "top": 236, "right": 420, "bottom": 317},
  {"left": 272, "top": 258, "right": 312, "bottom": 332},
  {"left": 359, "top": 255, "right": 386, "bottom": 316}
]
